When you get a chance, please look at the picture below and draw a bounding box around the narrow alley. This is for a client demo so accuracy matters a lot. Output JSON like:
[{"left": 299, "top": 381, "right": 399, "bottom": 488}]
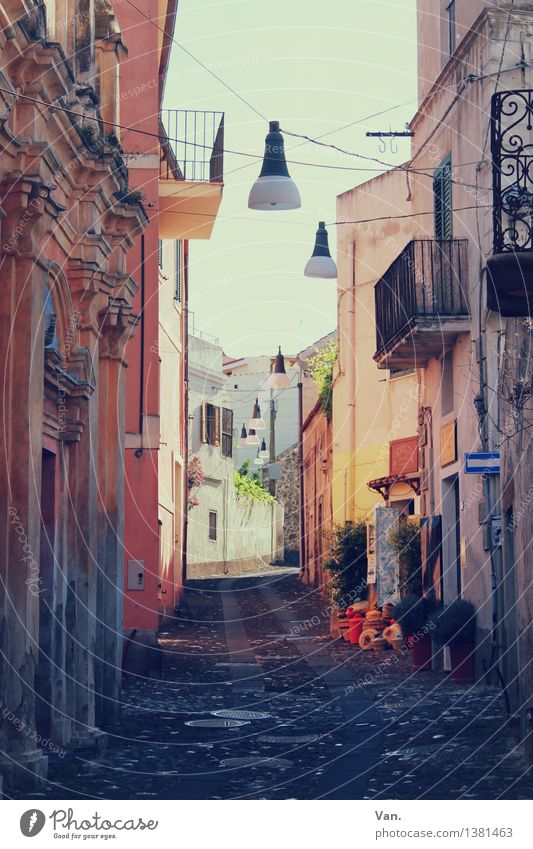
[{"left": 14, "top": 569, "right": 533, "bottom": 802}]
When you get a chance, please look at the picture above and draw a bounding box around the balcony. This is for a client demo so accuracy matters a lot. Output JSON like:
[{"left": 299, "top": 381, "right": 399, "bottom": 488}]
[
  {"left": 487, "top": 90, "right": 533, "bottom": 316},
  {"left": 159, "top": 110, "right": 224, "bottom": 240},
  {"left": 373, "top": 239, "right": 470, "bottom": 369}
]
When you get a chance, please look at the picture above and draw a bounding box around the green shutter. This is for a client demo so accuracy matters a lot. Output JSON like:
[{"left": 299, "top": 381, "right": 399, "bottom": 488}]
[{"left": 433, "top": 154, "right": 452, "bottom": 240}]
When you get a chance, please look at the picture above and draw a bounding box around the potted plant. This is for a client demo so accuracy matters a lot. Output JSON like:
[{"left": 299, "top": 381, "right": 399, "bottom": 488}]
[
  {"left": 430, "top": 599, "right": 476, "bottom": 682},
  {"left": 323, "top": 522, "right": 368, "bottom": 639},
  {"left": 388, "top": 518, "right": 423, "bottom": 598},
  {"left": 392, "top": 595, "right": 434, "bottom": 670}
]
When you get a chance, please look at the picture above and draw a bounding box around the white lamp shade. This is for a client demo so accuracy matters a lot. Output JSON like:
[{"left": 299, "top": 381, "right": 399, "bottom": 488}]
[
  {"left": 254, "top": 456, "right": 264, "bottom": 465},
  {"left": 304, "top": 254, "right": 337, "bottom": 279},
  {"left": 246, "top": 432, "right": 260, "bottom": 446},
  {"left": 248, "top": 176, "right": 301, "bottom": 211},
  {"left": 266, "top": 371, "right": 291, "bottom": 390},
  {"left": 248, "top": 416, "right": 265, "bottom": 430},
  {"left": 259, "top": 449, "right": 269, "bottom": 459}
]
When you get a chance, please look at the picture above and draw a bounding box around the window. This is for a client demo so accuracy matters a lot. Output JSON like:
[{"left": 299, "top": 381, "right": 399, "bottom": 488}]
[
  {"left": 389, "top": 367, "right": 415, "bottom": 379},
  {"left": 446, "top": 1, "right": 456, "bottom": 55},
  {"left": 208, "top": 511, "right": 217, "bottom": 541},
  {"left": 201, "top": 402, "right": 220, "bottom": 446},
  {"left": 221, "top": 407, "right": 234, "bottom": 458},
  {"left": 175, "top": 240, "right": 181, "bottom": 301},
  {"left": 433, "top": 154, "right": 452, "bottom": 240},
  {"left": 158, "top": 239, "right": 163, "bottom": 268}
]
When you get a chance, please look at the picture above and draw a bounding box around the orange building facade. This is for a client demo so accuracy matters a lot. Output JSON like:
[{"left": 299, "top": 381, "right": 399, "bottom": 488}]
[
  {"left": 302, "top": 400, "right": 333, "bottom": 590},
  {"left": 0, "top": 0, "right": 146, "bottom": 790},
  {"left": 117, "top": 1, "right": 223, "bottom": 668}
]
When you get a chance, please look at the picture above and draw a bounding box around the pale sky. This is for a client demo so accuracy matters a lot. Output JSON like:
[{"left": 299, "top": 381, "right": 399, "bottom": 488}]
[{"left": 165, "top": 0, "right": 417, "bottom": 357}]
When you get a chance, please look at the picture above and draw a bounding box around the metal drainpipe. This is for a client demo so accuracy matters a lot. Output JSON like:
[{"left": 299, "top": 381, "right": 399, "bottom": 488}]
[
  {"left": 477, "top": 265, "right": 506, "bottom": 698},
  {"left": 298, "top": 365, "right": 306, "bottom": 578},
  {"left": 181, "top": 242, "right": 189, "bottom": 585},
  {"left": 138, "top": 235, "right": 146, "bottom": 438}
]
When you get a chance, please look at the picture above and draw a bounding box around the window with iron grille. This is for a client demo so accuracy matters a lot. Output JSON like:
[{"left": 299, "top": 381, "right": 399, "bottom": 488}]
[
  {"left": 158, "top": 239, "right": 163, "bottom": 268},
  {"left": 175, "top": 240, "right": 182, "bottom": 301},
  {"left": 434, "top": 154, "right": 453, "bottom": 240},
  {"left": 221, "top": 407, "right": 233, "bottom": 457},
  {"left": 208, "top": 511, "right": 217, "bottom": 541}
]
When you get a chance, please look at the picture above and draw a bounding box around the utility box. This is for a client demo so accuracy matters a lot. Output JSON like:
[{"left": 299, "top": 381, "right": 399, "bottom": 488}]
[{"left": 127, "top": 559, "right": 145, "bottom": 591}]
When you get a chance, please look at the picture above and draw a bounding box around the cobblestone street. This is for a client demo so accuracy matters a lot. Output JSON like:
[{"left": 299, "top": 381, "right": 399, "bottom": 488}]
[{"left": 13, "top": 569, "right": 533, "bottom": 801}]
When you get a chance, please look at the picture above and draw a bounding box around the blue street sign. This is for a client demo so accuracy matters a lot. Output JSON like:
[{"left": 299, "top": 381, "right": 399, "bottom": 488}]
[{"left": 464, "top": 452, "right": 500, "bottom": 475}]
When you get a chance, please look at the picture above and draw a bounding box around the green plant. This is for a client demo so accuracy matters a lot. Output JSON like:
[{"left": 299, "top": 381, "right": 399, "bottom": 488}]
[
  {"left": 234, "top": 461, "right": 274, "bottom": 504},
  {"left": 430, "top": 599, "right": 476, "bottom": 647},
  {"left": 307, "top": 340, "right": 338, "bottom": 421},
  {"left": 388, "top": 518, "right": 422, "bottom": 597},
  {"left": 323, "top": 521, "right": 368, "bottom": 607},
  {"left": 393, "top": 595, "right": 434, "bottom": 636}
]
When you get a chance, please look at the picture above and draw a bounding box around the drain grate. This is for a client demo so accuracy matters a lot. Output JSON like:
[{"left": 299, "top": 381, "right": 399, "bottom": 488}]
[
  {"left": 258, "top": 734, "right": 319, "bottom": 744},
  {"left": 185, "top": 718, "right": 250, "bottom": 728},
  {"left": 212, "top": 709, "right": 272, "bottom": 720},
  {"left": 219, "top": 756, "right": 292, "bottom": 769}
]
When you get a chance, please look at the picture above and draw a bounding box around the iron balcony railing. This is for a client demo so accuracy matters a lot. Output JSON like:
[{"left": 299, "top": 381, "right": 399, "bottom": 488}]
[
  {"left": 160, "top": 109, "right": 224, "bottom": 183},
  {"left": 374, "top": 239, "right": 469, "bottom": 359},
  {"left": 491, "top": 90, "right": 533, "bottom": 254}
]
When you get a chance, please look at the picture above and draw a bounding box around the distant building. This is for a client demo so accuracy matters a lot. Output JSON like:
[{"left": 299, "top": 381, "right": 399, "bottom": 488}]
[{"left": 187, "top": 335, "right": 283, "bottom": 576}]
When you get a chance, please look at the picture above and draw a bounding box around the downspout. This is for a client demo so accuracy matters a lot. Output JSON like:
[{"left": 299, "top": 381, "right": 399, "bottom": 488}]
[
  {"left": 138, "top": 234, "right": 145, "bottom": 438},
  {"left": 347, "top": 240, "right": 357, "bottom": 521},
  {"left": 181, "top": 241, "right": 189, "bottom": 584},
  {"left": 298, "top": 366, "right": 306, "bottom": 578}
]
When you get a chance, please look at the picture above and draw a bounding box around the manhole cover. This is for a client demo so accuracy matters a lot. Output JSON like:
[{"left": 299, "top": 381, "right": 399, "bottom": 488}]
[
  {"left": 185, "top": 718, "right": 250, "bottom": 728},
  {"left": 258, "top": 734, "right": 319, "bottom": 744},
  {"left": 219, "top": 756, "right": 292, "bottom": 769},
  {"left": 212, "top": 709, "right": 272, "bottom": 720}
]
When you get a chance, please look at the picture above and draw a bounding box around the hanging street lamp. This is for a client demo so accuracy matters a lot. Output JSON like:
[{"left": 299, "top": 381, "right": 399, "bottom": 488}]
[
  {"left": 248, "top": 398, "right": 265, "bottom": 430},
  {"left": 246, "top": 427, "right": 260, "bottom": 446},
  {"left": 259, "top": 438, "right": 269, "bottom": 459},
  {"left": 248, "top": 121, "right": 301, "bottom": 210},
  {"left": 266, "top": 346, "right": 291, "bottom": 390},
  {"left": 254, "top": 450, "right": 265, "bottom": 465},
  {"left": 304, "top": 221, "right": 337, "bottom": 278},
  {"left": 239, "top": 424, "right": 248, "bottom": 447}
]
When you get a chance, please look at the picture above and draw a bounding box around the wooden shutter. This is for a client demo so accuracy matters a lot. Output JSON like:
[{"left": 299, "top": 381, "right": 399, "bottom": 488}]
[
  {"left": 221, "top": 407, "right": 233, "bottom": 457},
  {"left": 434, "top": 155, "right": 452, "bottom": 241},
  {"left": 201, "top": 402, "right": 207, "bottom": 443}
]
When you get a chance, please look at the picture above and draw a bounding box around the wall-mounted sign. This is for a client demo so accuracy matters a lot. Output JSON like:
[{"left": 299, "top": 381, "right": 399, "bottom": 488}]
[
  {"left": 389, "top": 435, "right": 419, "bottom": 476},
  {"left": 464, "top": 452, "right": 500, "bottom": 475},
  {"left": 440, "top": 419, "right": 457, "bottom": 467}
]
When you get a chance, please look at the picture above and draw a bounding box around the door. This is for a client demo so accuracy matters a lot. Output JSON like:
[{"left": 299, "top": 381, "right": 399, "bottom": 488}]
[{"left": 441, "top": 475, "right": 461, "bottom": 603}]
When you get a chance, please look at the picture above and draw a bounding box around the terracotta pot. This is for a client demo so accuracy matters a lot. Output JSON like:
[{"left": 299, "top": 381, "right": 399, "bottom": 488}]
[
  {"left": 408, "top": 632, "right": 432, "bottom": 671},
  {"left": 348, "top": 615, "right": 364, "bottom": 645},
  {"left": 449, "top": 642, "right": 475, "bottom": 682}
]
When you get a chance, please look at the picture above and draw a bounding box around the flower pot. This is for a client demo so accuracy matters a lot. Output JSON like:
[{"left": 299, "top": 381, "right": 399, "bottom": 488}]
[
  {"left": 449, "top": 642, "right": 475, "bottom": 683},
  {"left": 348, "top": 614, "right": 364, "bottom": 645},
  {"left": 408, "top": 632, "right": 432, "bottom": 671}
]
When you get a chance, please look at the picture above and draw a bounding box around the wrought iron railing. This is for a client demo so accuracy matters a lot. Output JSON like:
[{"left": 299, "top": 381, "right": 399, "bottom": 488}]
[
  {"left": 159, "top": 110, "right": 224, "bottom": 183},
  {"left": 491, "top": 90, "right": 533, "bottom": 253},
  {"left": 374, "top": 239, "right": 469, "bottom": 358}
]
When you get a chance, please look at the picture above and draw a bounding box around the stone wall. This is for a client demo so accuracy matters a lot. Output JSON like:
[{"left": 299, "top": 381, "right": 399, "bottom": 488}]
[
  {"left": 187, "top": 484, "right": 284, "bottom": 578},
  {"left": 267, "top": 443, "right": 300, "bottom": 564}
]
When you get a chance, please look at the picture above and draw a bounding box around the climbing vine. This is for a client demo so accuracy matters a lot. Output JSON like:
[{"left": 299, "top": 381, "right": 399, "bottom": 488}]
[{"left": 307, "top": 341, "right": 338, "bottom": 421}]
